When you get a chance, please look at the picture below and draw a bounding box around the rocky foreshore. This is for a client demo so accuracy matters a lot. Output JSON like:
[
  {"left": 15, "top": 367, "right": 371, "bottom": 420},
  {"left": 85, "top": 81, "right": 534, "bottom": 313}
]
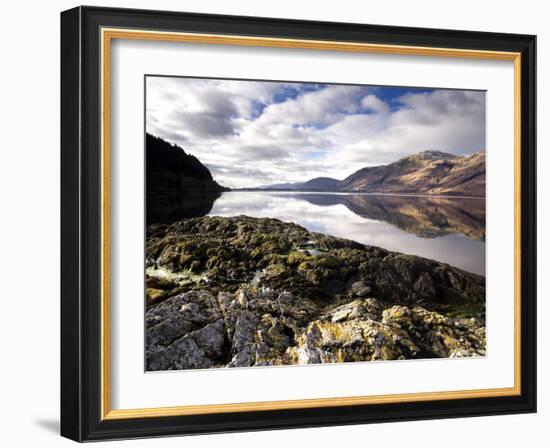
[{"left": 145, "top": 216, "right": 486, "bottom": 370}]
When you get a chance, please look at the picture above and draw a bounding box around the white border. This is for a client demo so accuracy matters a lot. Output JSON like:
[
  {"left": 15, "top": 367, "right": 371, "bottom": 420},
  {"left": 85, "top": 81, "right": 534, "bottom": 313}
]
[{"left": 110, "top": 38, "right": 515, "bottom": 410}]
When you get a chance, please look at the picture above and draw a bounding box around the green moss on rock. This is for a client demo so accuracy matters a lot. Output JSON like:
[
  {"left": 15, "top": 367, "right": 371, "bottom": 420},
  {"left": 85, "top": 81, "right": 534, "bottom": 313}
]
[{"left": 145, "top": 216, "right": 486, "bottom": 370}]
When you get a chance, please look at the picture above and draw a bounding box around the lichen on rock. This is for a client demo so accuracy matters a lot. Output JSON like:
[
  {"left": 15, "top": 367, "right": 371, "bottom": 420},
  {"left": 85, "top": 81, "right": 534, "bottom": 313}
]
[{"left": 145, "top": 216, "right": 485, "bottom": 370}]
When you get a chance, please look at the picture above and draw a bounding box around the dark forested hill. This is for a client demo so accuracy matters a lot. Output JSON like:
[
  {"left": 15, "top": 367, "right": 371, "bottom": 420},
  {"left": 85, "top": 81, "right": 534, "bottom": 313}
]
[
  {"left": 146, "top": 133, "right": 225, "bottom": 193},
  {"left": 146, "top": 134, "right": 226, "bottom": 224}
]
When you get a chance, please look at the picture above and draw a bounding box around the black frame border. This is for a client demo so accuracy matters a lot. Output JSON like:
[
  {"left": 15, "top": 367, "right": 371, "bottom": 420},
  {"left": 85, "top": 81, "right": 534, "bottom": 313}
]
[{"left": 61, "top": 6, "right": 536, "bottom": 442}]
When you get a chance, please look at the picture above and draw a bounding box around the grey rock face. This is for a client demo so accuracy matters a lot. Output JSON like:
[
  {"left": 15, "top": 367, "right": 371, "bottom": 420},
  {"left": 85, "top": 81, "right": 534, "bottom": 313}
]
[{"left": 146, "top": 290, "right": 485, "bottom": 370}]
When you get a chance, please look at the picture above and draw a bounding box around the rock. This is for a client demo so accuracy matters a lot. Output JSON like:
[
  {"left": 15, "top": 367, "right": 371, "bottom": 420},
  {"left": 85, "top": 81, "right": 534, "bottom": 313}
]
[
  {"left": 232, "top": 312, "right": 259, "bottom": 353},
  {"left": 228, "top": 345, "right": 256, "bottom": 367},
  {"left": 146, "top": 216, "right": 484, "bottom": 309},
  {"left": 145, "top": 292, "right": 485, "bottom": 370},
  {"left": 350, "top": 281, "right": 372, "bottom": 297},
  {"left": 144, "top": 216, "right": 486, "bottom": 370},
  {"left": 147, "top": 335, "right": 214, "bottom": 371},
  {"left": 236, "top": 290, "right": 249, "bottom": 309},
  {"left": 146, "top": 288, "right": 166, "bottom": 306},
  {"left": 191, "top": 319, "right": 225, "bottom": 358}
]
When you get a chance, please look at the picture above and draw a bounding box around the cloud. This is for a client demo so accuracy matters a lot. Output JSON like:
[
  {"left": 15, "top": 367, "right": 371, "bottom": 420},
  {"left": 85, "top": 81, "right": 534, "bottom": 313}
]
[
  {"left": 146, "top": 77, "right": 485, "bottom": 188},
  {"left": 361, "top": 94, "right": 390, "bottom": 114},
  {"left": 170, "top": 110, "right": 236, "bottom": 138}
]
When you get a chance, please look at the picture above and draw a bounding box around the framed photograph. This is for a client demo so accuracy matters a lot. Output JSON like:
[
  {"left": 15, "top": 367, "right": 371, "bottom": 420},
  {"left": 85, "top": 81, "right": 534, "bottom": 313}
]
[{"left": 60, "top": 6, "right": 537, "bottom": 441}]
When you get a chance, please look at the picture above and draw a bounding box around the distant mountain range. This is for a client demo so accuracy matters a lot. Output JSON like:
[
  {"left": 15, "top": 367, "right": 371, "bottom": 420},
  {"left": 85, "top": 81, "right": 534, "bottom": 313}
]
[
  {"left": 255, "top": 150, "right": 485, "bottom": 197},
  {"left": 263, "top": 177, "right": 341, "bottom": 191}
]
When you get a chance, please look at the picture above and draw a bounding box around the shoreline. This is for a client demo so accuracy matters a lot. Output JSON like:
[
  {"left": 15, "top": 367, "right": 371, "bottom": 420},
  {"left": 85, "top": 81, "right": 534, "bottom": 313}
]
[{"left": 225, "top": 189, "right": 487, "bottom": 200}]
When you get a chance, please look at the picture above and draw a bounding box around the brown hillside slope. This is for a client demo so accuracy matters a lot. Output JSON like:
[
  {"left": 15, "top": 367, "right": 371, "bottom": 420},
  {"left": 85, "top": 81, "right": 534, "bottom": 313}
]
[{"left": 339, "top": 150, "right": 485, "bottom": 197}]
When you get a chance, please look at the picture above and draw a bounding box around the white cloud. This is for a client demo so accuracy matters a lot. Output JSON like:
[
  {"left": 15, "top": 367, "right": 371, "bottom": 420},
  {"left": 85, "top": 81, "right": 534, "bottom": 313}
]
[
  {"left": 146, "top": 77, "right": 485, "bottom": 188},
  {"left": 361, "top": 94, "right": 390, "bottom": 114}
]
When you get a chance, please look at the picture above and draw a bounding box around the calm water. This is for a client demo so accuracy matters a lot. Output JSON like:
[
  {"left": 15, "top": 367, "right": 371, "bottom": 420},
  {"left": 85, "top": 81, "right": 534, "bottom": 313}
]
[{"left": 206, "top": 191, "right": 486, "bottom": 276}]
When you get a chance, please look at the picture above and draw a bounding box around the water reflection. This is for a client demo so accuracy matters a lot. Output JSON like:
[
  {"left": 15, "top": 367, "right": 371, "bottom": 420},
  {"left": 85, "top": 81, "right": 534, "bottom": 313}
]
[
  {"left": 146, "top": 191, "right": 220, "bottom": 225},
  {"left": 294, "top": 193, "right": 485, "bottom": 241},
  {"left": 207, "top": 191, "right": 486, "bottom": 276}
]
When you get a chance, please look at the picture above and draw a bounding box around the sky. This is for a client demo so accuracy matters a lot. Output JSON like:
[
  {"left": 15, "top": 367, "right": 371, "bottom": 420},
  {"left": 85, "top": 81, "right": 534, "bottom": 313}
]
[{"left": 146, "top": 76, "right": 486, "bottom": 189}]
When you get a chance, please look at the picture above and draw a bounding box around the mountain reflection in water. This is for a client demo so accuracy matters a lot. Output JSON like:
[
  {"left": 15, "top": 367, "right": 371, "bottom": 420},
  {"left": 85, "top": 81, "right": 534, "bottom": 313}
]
[{"left": 293, "top": 193, "right": 485, "bottom": 241}]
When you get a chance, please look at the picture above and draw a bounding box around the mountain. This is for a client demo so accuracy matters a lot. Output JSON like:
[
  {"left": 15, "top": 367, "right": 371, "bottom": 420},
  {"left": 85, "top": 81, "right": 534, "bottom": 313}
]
[
  {"left": 255, "top": 177, "right": 340, "bottom": 191},
  {"left": 339, "top": 150, "right": 485, "bottom": 196},
  {"left": 300, "top": 177, "right": 341, "bottom": 191},
  {"left": 256, "top": 182, "right": 301, "bottom": 190},
  {"left": 146, "top": 134, "right": 226, "bottom": 224},
  {"left": 146, "top": 133, "right": 225, "bottom": 193},
  {"left": 257, "top": 150, "right": 485, "bottom": 197}
]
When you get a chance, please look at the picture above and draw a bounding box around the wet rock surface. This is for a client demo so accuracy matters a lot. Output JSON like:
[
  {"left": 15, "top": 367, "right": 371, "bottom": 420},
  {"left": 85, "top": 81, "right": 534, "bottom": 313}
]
[{"left": 145, "top": 216, "right": 485, "bottom": 370}]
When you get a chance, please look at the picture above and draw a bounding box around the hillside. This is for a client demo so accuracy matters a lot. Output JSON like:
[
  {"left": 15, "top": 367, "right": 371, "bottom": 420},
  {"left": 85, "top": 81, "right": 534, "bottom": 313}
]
[
  {"left": 340, "top": 150, "right": 485, "bottom": 196},
  {"left": 146, "top": 133, "right": 225, "bottom": 193},
  {"left": 300, "top": 177, "right": 341, "bottom": 191},
  {"left": 146, "top": 134, "right": 226, "bottom": 224}
]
